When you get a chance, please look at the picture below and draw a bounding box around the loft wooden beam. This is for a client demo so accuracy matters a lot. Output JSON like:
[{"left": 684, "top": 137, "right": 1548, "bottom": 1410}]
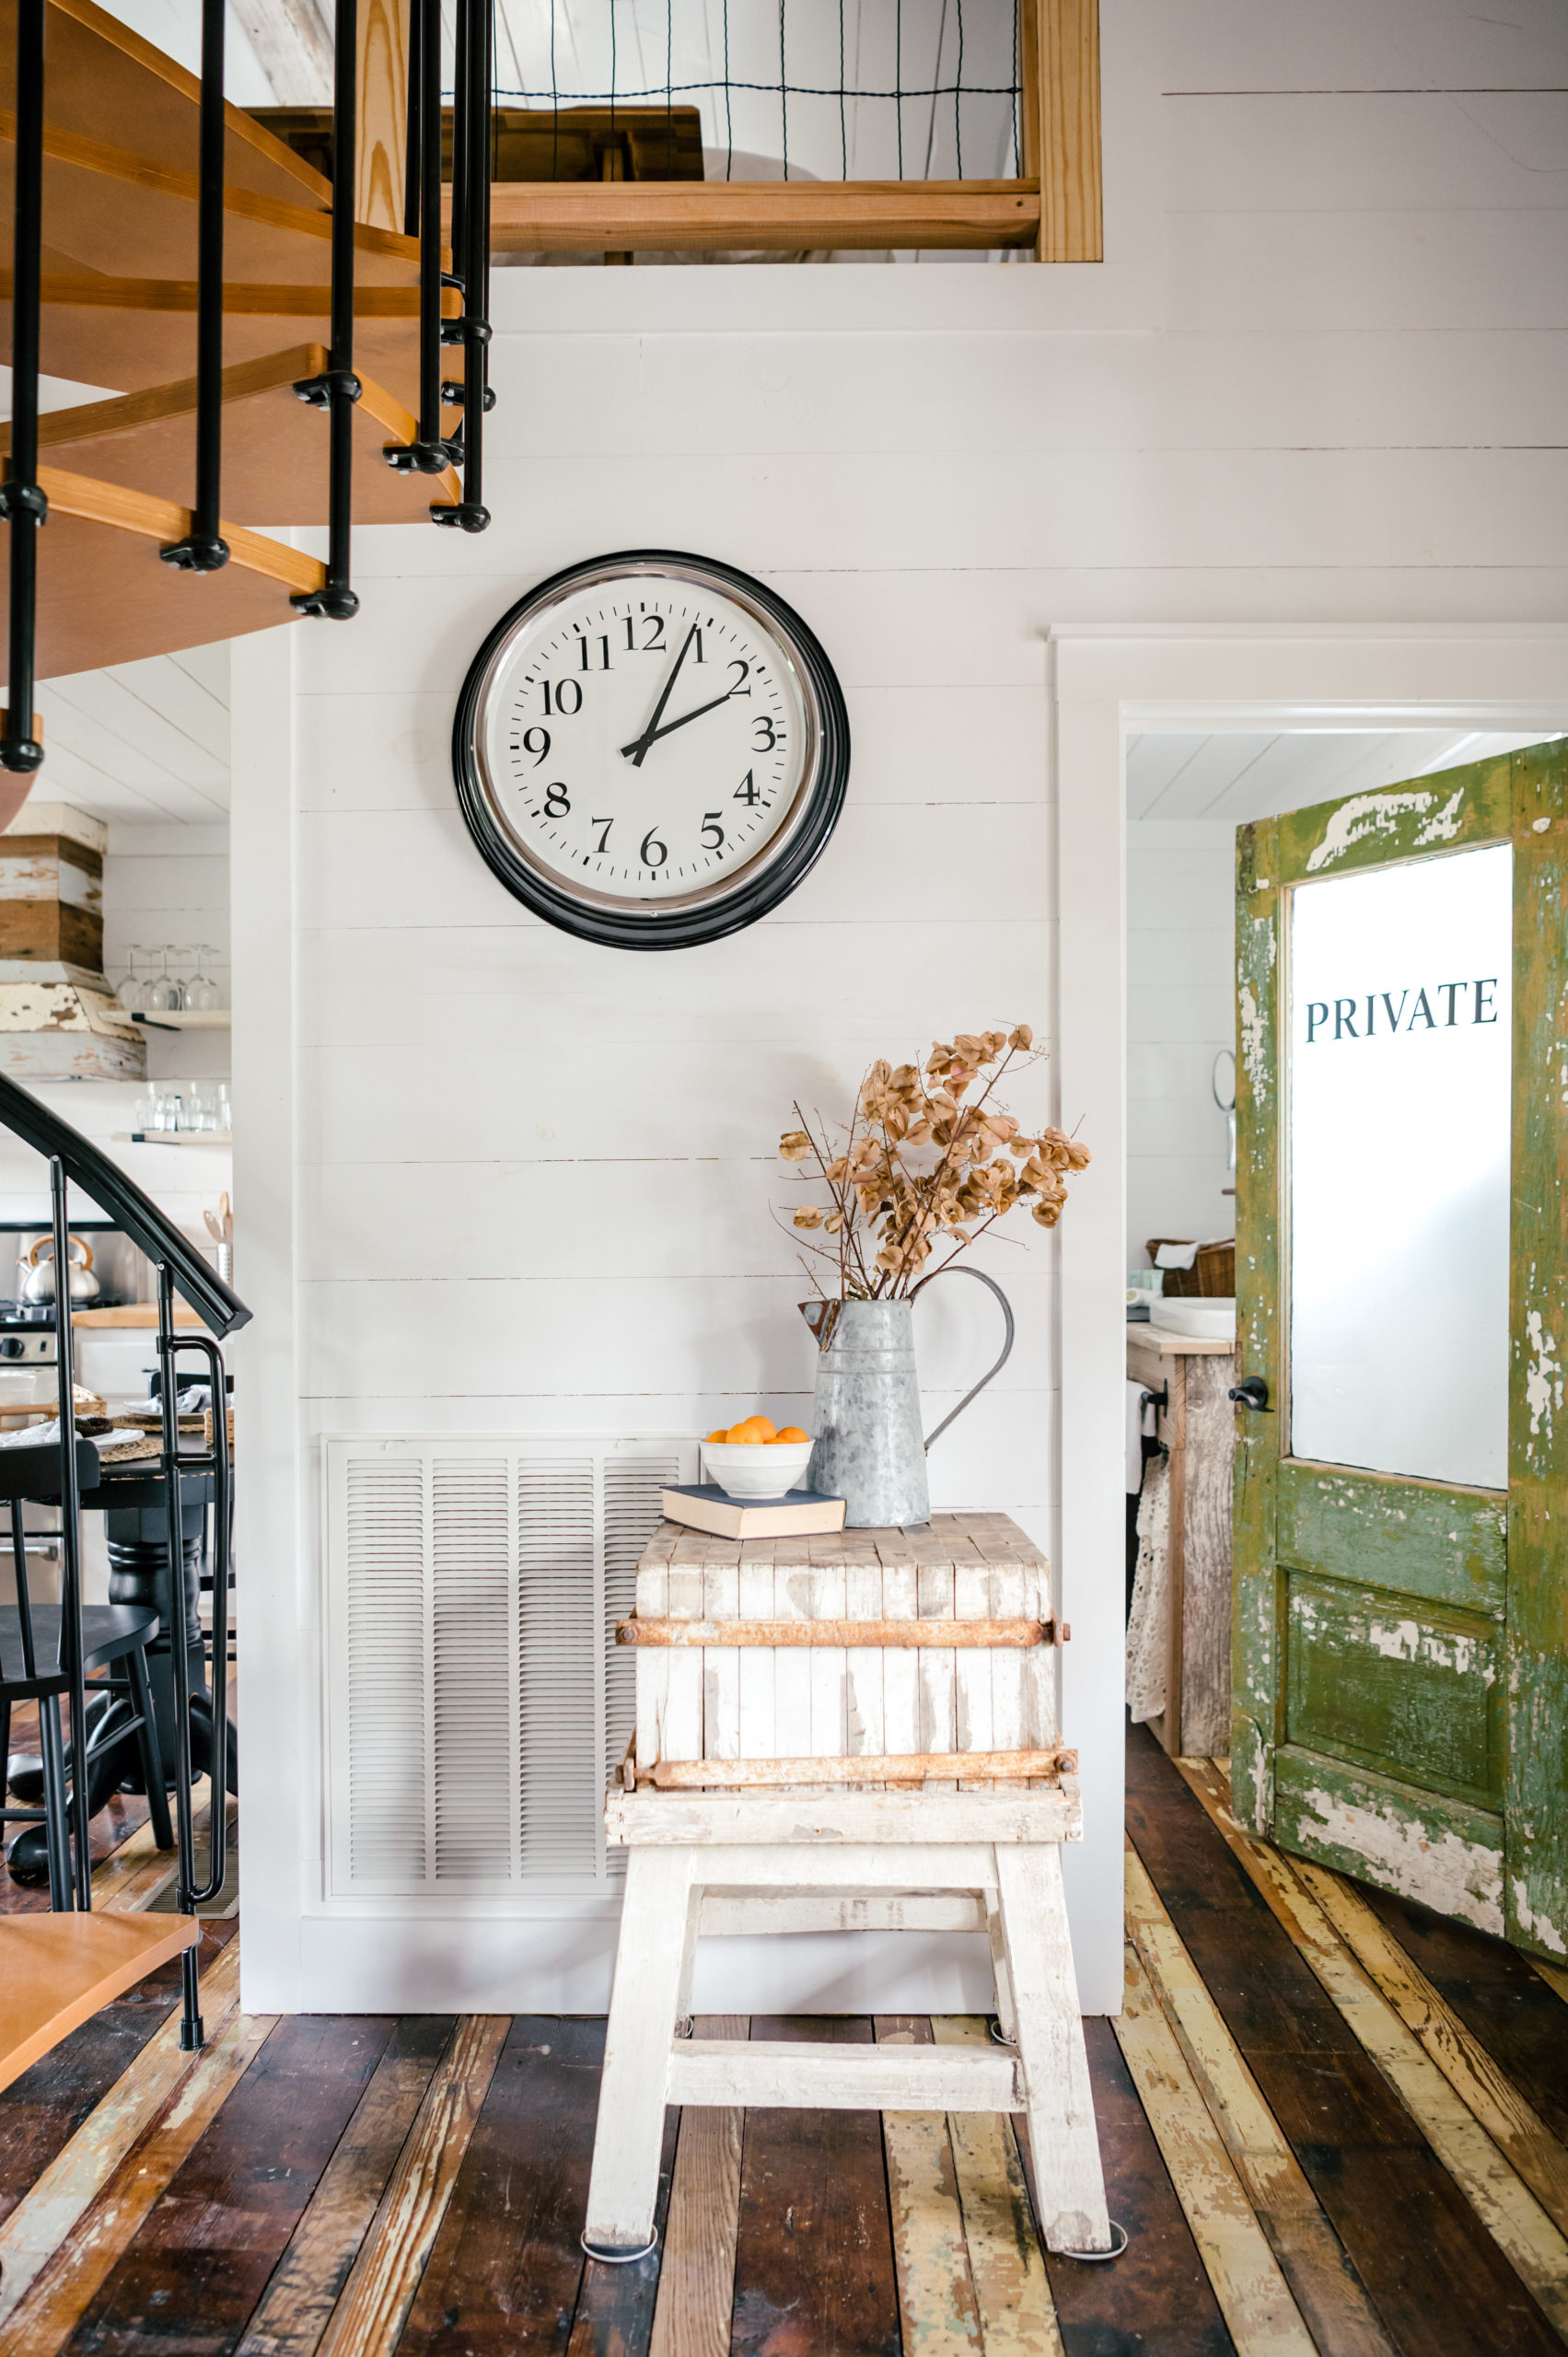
[
  {"left": 482, "top": 179, "right": 1040, "bottom": 256},
  {"left": 1034, "top": 0, "right": 1102, "bottom": 261}
]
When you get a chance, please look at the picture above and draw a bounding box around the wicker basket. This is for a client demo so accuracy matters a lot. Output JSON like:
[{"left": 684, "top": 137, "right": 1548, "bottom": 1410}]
[{"left": 1145, "top": 1238, "right": 1236, "bottom": 1299}]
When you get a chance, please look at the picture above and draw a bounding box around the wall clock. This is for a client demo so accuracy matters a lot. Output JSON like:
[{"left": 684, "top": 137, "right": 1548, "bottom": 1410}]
[{"left": 452, "top": 550, "right": 851, "bottom": 950}]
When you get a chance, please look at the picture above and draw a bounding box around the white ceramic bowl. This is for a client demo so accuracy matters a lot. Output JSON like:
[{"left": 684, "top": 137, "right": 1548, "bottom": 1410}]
[
  {"left": 701, "top": 1437, "right": 815, "bottom": 1499},
  {"left": 1149, "top": 1295, "right": 1236, "bottom": 1341}
]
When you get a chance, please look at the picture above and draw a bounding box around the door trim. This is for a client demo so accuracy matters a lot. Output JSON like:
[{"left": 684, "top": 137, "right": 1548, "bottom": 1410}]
[{"left": 1050, "top": 622, "right": 1568, "bottom": 1991}]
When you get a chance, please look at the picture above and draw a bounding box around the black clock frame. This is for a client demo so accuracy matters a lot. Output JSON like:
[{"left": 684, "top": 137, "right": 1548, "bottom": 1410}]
[{"left": 451, "top": 549, "right": 852, "bottom": 951}]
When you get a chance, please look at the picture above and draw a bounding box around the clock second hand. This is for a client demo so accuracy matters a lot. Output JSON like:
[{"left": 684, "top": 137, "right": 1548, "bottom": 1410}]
[{"left": 621, "top": 621, "right": 698, "bottom": 769}]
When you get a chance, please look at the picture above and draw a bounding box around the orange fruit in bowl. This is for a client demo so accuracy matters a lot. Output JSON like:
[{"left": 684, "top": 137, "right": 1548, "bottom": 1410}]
[
  {"left": 705, "top": 1429, "right": 728, "bottom": 1443},
  {"left": 770, "top": 1427, "right": 810, "bottom": 1444},
  {"left": 726, "top": 1414, "right": 776, "bottom": 1444}
]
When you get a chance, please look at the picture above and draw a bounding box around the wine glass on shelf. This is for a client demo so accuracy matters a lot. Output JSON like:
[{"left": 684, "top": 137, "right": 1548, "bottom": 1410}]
[
  {"left": 117, "top": 946, "right": 148, "bottom": 1013},
  {"left": 145, "top": 947, "right": 182, "bottom": 1015},
  {"left": 182, "top": 946, "right": 221, "bottom": 1013}
]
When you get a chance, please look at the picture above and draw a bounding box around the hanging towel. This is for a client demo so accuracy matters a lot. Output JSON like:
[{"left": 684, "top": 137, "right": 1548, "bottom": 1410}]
[
  {"left": 1154, "top": 1240, "right": 1199, "bottom": 1272},
  {"left": 1126, "top": 1456, "right": 1170, "bottom": 1724}
]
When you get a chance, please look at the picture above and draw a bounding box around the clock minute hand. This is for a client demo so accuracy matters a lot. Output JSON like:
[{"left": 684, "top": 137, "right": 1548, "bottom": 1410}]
[
  {"left": 622, "top": 621, "right": 698, "bottom": 767},
  {"left": 619, "top": 687, "right": 736, "bottom": 759}
]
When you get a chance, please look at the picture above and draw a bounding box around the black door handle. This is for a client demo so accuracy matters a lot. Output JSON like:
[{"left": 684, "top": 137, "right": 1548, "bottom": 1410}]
[{"left": 1228, "top": 1376, "right": 1272, "bottom": 1412}]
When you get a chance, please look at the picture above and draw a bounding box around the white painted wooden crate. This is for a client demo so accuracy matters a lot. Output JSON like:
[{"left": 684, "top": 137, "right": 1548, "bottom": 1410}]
[
  {"left": 324, "top": 1434, "right": 697, "bottom": 1896},
  {"left": 632, "top": 1512, "right": 1059, "bottom": 1774}
]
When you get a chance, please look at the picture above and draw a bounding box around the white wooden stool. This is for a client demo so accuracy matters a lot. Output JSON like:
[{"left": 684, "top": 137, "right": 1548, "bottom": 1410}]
[{"left": 583, "top": 1514, "right": 1116, "bottom": 2259}]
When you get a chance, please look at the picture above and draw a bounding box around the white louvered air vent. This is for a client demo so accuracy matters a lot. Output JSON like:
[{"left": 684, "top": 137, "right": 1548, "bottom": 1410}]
[{"left": 327, "top": 1435, "right": 693, "bottom": 1896}]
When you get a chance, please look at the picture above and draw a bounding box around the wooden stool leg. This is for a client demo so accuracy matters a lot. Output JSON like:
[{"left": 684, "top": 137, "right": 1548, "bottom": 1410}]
[
  {"left": 985, "top": 1888, "right": 1017, "bottom": 2041},
  {"left": 585, "top": 1847, "right": 693, "bottom": 2252},
  {"left": 993, "top": 1845, "right": 1112, "bottom": 2254}
]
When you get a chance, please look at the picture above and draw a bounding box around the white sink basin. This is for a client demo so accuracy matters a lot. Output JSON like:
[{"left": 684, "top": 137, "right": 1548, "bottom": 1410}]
[{"left": 1149, "top": 1296, "right": 1236, "bottom": 1341}]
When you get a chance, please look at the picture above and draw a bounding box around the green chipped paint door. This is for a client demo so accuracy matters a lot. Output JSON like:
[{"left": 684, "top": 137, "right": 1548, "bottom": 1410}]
[{"left": 1232, "top": 744, "right": 1568, "bottom": 1956}]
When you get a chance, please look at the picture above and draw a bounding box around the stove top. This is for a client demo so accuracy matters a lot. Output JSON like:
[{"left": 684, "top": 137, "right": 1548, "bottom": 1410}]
[{"left": 0, "top": 1301, "right": 57, "bottom": 1329}]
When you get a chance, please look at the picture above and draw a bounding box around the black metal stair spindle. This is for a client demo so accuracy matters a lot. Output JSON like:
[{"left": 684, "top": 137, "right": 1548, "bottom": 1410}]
[
  {"left": 2, "top": 0, "right": 48, "bottom": 775},
  {"left": 433, "top": 0, "right": 491, "bottom": 532},
  {"left": 385, "top": 0, "right": 450, "bottom": 476},
  {"left": 49, "top": 1156, "right": 90, "bottom": 1908},
  {"left": 292, "top": 0, "right": 361, "bottom": 618},
  {"left": 160, "top": 0, "right": 229, "bottom": 575}
]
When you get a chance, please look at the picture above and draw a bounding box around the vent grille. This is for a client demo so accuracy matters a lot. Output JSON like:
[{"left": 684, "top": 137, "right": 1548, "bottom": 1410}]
[{"left": 328, "top": 1436, "right": 689, "bottom": 1895}]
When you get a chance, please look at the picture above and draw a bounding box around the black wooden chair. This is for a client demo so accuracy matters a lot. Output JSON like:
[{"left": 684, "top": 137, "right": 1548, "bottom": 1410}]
[{"left": 0, "top": 1452, "right": 172, "bottom": 1903}]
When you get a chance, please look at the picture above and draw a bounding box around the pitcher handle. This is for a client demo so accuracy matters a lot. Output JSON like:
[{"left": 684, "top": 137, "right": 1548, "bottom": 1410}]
[{"left": 912, "top": 1264, "right": 1016, "bottom": 1454}]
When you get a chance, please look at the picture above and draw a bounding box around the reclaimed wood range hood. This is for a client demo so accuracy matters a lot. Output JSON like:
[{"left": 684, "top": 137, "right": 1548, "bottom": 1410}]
[{"left": 0, "top": 805, "right": 144, "bottom": 1081}]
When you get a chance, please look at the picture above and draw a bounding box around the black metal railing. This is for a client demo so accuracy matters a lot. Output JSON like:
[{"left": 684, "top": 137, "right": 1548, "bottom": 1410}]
[
  {"left": 1, "top": 0, "right": 48, "bottom": 778},
  {"left": 0, "top": 1072, "right": 248, "bottom": 2046}
]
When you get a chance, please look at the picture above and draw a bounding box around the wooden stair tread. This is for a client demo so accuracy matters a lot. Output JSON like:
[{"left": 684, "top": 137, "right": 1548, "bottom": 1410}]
[
  {"left": 4, "top": 474, "right": 322, "bottom": 679},
  {"left": 6, "top": 276, "right": 459, "bottom": 414},
  {"left": 6, "top": 345, "right": 460, "bottom": 524},
  {"left": 0, "top": 1909, "right": 200, "bottom": 2095},
  {"left": 2, "top": 0, "right": 329, "bottom": 211}
]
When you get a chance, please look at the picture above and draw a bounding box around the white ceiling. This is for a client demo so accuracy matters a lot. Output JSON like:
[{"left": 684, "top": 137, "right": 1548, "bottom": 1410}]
[
  {"left": 33, "top": 647, "right": 230, "bottom": 827},
  {"left": 1126, "top": 730, "right": 1563, "bottom": 830}
]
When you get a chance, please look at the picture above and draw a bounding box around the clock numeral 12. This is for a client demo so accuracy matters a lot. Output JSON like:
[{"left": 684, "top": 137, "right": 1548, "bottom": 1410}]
[{"left": 625, "top": 613, "right": 667, "bottom": 652}]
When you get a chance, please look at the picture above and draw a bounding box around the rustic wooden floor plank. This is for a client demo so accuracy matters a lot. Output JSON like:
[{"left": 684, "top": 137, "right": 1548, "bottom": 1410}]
[
  {"left": 1130, "top": 1728, "right": 1564, "bottom": 2357},
  {"left": 57, "top": 2011, "right": 398, "bottom": 2355},
  {"left": 224, "top": 2014, "right": 455, "bottom": 2357},
  {"left": 0, "top": 1991, "right": 274, "bottom": 2354},
  {"left": 566, "top": 2091, "right": 679, "bottom": 2357},
  {"left": 0, "top": 1936, "right": 243, "bottom": 2330},
  {"left": 1175, "top": 1757, "right": 1568, "bottom": 2339},
  {"left": 1534, "top": 1962, "right": 1568, "bottom": 2011},
  {"left": 929, "top": 2017, "right": 1062, "bottom": 2357},
  {"left": 395, "top": 2014, "right": 604, "bottom": 2357},
  {"left": 1151, "top": 1742, "right": 1568, "bottom": 2355},
  {"left": 645, "top": 2015, "right": 747, "bottom": 2357},
  {"left": 1355, "top": 1881, "right": 1568, "bottom": 2154},
  {"left": 1294, "top": 1859, "right": 1568, "bottom": 2242},
  {"left": 1111, "top": 1945, "right": 1317, "bottom": 2357},
  {"left": 309, "top": 2014, "right": 506, "bottom": 2357},
  {"left": 873, "top": 2017, "right": 984, "bottom": 2357},
  {"left": 731, "top": 2015, "right": 900, "bottom": 2357},
  {"left": 1027, "top": 2014, "right": 1237, "bottom": 2357},
  {"left": 1124, "top": 1841, "right": 1398, "bottom": 2357}
]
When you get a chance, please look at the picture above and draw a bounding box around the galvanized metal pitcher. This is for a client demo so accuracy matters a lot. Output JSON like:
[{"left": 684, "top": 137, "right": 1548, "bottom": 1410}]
[{"left": 801, "top": 1268, "right": 1015, "bottom": 1528}]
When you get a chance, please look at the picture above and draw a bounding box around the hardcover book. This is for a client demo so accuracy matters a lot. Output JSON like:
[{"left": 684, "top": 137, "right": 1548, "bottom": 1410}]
[{"left": 661, "top": 1482, "right": 847, "bottom": 1539}]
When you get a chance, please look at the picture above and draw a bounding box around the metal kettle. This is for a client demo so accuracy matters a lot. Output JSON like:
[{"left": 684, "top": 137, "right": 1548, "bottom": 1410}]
[{"left": 20, "top": 1234, "right": 100, "bottom": 1306}]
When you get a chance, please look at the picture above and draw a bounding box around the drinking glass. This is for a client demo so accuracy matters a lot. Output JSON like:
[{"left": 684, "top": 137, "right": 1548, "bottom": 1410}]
[
  {"left": 145, "top": 948, "right": 182, "bottom": 1015},
  {"left": 182, "top": 947, "right": 221, "bottom": 1013},
  {"left": 213, "top": 1084, "right": 231, "bottom": 1135},
  {"left": 117, "top": 946, "right": 148, "bottom": 1013}
]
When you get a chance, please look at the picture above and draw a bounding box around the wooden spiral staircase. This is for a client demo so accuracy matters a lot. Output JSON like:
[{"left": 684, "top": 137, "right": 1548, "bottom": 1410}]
[{"left": 0, "top": 0, "right": 493, "bottom": 815}]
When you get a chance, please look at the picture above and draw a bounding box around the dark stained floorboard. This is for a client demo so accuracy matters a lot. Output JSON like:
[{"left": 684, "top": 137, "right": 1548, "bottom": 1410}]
[
  {"left": 1028, "top": 2018, "right": 1238, "bottom": 2357},
  {"left": 730, "top": 2015, "right": 900, "bottom": 2357},
  {"left": 1361, "top": 1884, "right": 1568, "bottom": 2151},
  {"left": 1126, "top": 1725, "right": 1564, "bottom": 2357},
  {"left": 60, "top": 2010, "right": 398, "bottom": 2357},
  {"left": 396, "top": 2014, "right": 604, "bottom": 2357}
]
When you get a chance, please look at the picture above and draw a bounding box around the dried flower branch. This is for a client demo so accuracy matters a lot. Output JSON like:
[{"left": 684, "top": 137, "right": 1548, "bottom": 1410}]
[{"left": 776, "top": 1026, "right": 1089, "bottom": 1302}]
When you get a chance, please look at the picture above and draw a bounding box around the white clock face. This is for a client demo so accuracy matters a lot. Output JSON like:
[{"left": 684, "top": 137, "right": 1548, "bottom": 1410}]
[{"left": 472, "top": 565, "right": 816, "bottom": 910}]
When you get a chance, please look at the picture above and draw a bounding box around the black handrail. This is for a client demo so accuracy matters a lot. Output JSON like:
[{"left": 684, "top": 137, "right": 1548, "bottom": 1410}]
[
  {"left": 385, "top": 0, "right": 450, "bottom": 480},
  {"left": 1, "top": 0, "right": 48, "bottom": 777},
  {"left": 0, "top": 1072, "right": 249, "bottom": 1337},
  {"left": 432, "top": 0, "right": 492, "bottom": 533}
]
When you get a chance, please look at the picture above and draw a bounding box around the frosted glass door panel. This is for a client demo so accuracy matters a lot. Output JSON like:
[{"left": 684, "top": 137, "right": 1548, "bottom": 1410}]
[{"left": 1288, "top": 843, "right": 1512, "bottom": 1489}]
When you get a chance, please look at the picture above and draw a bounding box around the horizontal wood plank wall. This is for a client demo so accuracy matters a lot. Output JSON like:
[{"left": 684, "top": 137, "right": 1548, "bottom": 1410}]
[{"left": 238, "top": 0, "right": 1568, "bottom": 2019}]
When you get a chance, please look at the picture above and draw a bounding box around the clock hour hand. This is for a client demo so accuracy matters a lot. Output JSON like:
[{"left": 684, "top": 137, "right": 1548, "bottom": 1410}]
[
  {"left": 622, "top": 621, "right": 698, "bottom": 768},
  {"left": 619, "top": 686, "right": 736, "bottom": 759}
]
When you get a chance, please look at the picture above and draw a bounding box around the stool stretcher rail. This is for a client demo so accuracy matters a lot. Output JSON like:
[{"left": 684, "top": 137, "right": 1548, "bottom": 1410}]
[
  {"left": 644, "top": 1746, "right": 1076, "bottom": 1791},
  {"left": 616, "top": 1615, "right": 1055, "bottom": 1648}
]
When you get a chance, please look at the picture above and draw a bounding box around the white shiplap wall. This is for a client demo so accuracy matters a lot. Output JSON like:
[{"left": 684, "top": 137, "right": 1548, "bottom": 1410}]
[{"left": 231, "top": 0, "right": 1568, "bottom": 2018}]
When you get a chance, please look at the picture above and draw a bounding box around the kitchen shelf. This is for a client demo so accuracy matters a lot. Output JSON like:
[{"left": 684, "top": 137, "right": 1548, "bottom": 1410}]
[
  {"left": 111, "top": 1132, "right": 232, "bottom": 1148},
  {"left": 129, "top": 1012, "right": 231, "bottom": 1031}
]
